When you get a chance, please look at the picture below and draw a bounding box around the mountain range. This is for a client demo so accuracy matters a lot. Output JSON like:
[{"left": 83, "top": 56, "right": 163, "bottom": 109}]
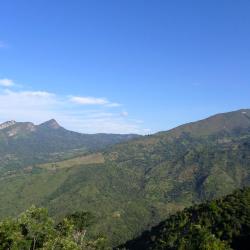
[
  {"left": 0, "top": 109, "right": 250, "bottom": 246},
  {"left": 0, "top": 119, "right": 140, "bottom": 173}
]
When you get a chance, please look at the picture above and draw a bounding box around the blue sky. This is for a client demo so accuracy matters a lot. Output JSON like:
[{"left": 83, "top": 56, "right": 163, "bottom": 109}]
[{"left": 0, "top": 0, "right": 250, "bottom": 134}]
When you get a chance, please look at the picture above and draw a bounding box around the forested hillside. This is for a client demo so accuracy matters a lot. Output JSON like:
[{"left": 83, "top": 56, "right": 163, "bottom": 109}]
[
  {"left": 0, "top": 188, "right": 249, "bottom": 250},
  {"left": 120, "top": 187, "right": 250, "bottom": 250},
  {"left": 0, "top": 109, "right": 250, "bottom": 246}
]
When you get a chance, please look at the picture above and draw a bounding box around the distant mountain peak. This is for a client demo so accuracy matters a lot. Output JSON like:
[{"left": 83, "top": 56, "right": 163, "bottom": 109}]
[
  {"left": 39, "top": 119, "right": 61, "bottom": 129},
  {"left": 0, "top": 120, "right": 16, "bottom": 130}
]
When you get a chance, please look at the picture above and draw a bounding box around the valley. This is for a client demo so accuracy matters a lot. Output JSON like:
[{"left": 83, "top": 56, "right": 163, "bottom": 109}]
[{"left": 0, "top": 109, "right": 250, "bottom": 246}]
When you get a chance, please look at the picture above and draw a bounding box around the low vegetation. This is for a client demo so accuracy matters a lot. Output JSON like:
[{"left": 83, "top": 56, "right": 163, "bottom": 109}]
[{"left": 38, "top": 153, "right": 105, "bottom": 170}]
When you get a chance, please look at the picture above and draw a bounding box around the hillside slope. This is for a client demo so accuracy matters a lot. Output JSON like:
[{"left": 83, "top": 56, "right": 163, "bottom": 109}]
[
  {"left": 157, "top": 109, "right": 250, "bottom": 138},
  {"left": 121, "top": 187, "right": 250, "bottom": 250},
  {"left": 0, "top": 109, "right": 250, "bottom": 246}
]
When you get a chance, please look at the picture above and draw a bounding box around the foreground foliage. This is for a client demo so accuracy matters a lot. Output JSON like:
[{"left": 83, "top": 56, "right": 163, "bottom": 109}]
[
  {"left": 120, "top": 187, "right": 250, "bottom": 250},
  {"left": 0, "top": 206, "right": 109, "bottom": 250},
  {"left": 2, "top": 187, "right": 249, "bottom": 250}
]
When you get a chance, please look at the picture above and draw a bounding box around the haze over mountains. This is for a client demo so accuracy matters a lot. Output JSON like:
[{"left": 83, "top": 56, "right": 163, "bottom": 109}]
[
  {"left": 0, "top": 119, "right": 140, "bottom": 173},
  {"left": 0, "top": 109, "right": 250, "bottom": 246}
]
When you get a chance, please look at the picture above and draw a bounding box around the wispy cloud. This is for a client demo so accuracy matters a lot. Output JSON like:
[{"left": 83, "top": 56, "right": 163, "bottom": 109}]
[
  {"left": 4, "top": 89, "right": 54, "bottom": 98},
  {"left": 105, "top": 102, "right": 121, "bottom": 107},
  {"left": 0, "top": 87, "right": 147, "bottom": 134},
  {"left": 0, "top": 78, "right": 15, "bottom": 87},
  {"left": 70, "top": 96, "right": 108, "bottom": 105},
  {"left": 69, "top": 96, "right": 120, "bottom": 107}
]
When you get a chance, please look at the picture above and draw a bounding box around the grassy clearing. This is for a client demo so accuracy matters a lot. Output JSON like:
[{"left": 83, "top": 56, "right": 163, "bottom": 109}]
[{"left": 38, "top": 153, "right": 105, "bottom": 170}]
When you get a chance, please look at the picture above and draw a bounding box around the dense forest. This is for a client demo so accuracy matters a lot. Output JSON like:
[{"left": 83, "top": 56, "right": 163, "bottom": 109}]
[
  {"left": 0, "top": 206, "right": 110, "bottom": 250},
  {"left": 120, "top": 187, "right": 250, "bottom": 250},
  {"left": 0, "top": 187, "right": 249, "bottom": 249}
]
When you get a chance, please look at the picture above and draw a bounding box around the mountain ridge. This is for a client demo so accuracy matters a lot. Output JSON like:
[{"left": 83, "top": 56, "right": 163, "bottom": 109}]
[
  {"left": 156, "top": 108, "right": 250, "bottom": 138},
  {"left": 0, "top": 109, "right": 250, "bottom": 246},
  {"left": 1, "top": 108, "right": 250, "bottom": 137},
  {"left": 0, "top": 120, "right": 17, "bottom": 130},
  {"left": 0, "top": 118, "right": 141, "bottom": 173}
]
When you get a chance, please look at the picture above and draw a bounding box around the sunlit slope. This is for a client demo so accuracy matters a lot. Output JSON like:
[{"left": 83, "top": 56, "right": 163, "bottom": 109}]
[{"left": 0, "top": 109, "right": 250, "bottom": 245}]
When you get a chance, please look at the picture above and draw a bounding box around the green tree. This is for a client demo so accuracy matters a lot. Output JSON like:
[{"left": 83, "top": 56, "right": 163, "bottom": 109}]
[
  {"left": 0, "top": 218, "right": 30, "bottom": 250},
  {"left": 18, "top": 206, "right": 56, "bottom": 249},
  {"left": 0, "top": 206, "right": 110, "bottom": 249},
  {"left": 178, "top": 225, "right": 232, "bottom": 250}
]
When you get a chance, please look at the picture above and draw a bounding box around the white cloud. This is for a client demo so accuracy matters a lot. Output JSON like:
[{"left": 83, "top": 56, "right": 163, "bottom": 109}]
[
  {"left": 0, "top": 78, "right": 15, "bottom": 87},
  {"left": 69, "top": 96, "right": 121, "bottom": 107},
  {"left": 16, "top": 91, "right": 54, "bottom": 98},
  {"left": 70, "top": 96, "right": 109, "bottom": 105},
  {"left": 0, "top": 88, "right": 147, "bottom": 134},
  {"left": 3, "top": 89, "right": 54, "bottom": 98},
  {"left": 0, "top": 90, "right": 59, "bottom": 115},
  {"left": 105, "top": 102, "right": 121, "bottom": 107}
]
